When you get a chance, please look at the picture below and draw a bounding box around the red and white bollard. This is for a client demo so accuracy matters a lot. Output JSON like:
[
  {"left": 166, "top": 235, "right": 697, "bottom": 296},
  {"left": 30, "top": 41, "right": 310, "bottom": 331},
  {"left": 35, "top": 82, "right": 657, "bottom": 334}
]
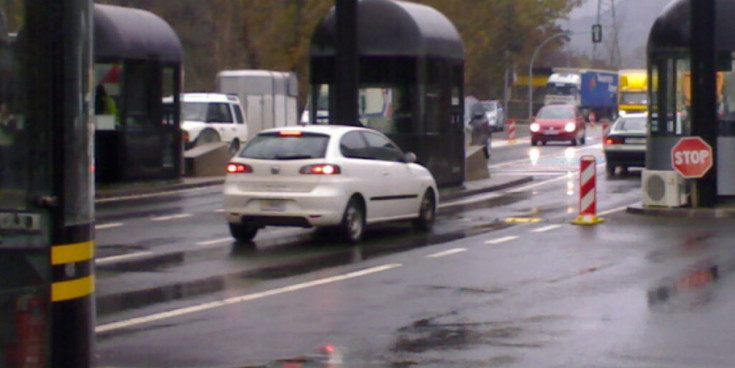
[
  {"left": 507, "top": 119, "right": 516, "bottom": 143},
  {"left": 572, "top": 155, "right": 604, "bottom": 225}
]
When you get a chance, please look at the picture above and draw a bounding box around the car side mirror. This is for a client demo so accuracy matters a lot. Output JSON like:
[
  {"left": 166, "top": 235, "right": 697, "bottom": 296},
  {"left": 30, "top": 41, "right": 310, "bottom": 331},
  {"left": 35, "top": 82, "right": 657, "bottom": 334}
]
[{"left": 403, "top": 152, "right": 417, "bottom": 163}]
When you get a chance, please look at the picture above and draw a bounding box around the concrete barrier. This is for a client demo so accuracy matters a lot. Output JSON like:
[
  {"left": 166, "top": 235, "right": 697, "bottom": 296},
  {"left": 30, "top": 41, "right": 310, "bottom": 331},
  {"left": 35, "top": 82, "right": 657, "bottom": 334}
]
[
  {"left": 183, "top": 142, "right": 231, "bottom": 177},
  {"left": 465, "top": 145, "right": 489, "bottom": 181}
]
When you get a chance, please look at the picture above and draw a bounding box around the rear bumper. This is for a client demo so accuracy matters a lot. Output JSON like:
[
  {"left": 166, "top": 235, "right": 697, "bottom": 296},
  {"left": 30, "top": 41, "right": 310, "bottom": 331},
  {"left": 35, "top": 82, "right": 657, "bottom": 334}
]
[
  {"left": 604, "top": 150, "right": 646, "bottom": 167},
  {"left": 223, "top": 185, "right": 349, "bottom": 227}
]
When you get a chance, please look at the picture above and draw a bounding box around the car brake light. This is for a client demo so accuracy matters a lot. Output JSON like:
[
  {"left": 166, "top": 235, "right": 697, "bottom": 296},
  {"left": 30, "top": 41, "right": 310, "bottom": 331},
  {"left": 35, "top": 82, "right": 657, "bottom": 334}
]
[
  {"left": 226, "top": 163, "right": 252, "bottom": 173},
  {"left": 299, "top": 164, "right": 341, "bottom": 175},
  {"left": 605, "top": 137, "right": 624, "bottom": 145},
  {"left": 279, "top": 130, "right": 303, "bottom": 136}
]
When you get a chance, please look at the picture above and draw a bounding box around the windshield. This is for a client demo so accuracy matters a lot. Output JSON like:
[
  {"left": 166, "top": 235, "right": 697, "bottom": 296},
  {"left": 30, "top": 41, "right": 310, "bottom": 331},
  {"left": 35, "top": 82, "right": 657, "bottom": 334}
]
[
  {"left": 616, "top": 116, "right": 647, "bottom": 132},
  {"left": 621, "top": 91, "right": 648, "bottom": 105},
  {"left": 238, "top": 132, "right": 329, "bottom": 159},
  {"left": 547, "top": 84, "right": 578, "bottom": 96},
  {"left": 181, "top": 102, "right": 209, "bottom": 121},
  {"left": 537, "top": 106, "right": 574, "bottom": 119}
]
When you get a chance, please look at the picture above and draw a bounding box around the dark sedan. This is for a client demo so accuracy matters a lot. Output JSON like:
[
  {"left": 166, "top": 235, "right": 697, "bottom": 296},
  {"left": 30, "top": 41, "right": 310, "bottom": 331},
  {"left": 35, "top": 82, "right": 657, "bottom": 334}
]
[{"left": 603, "top": 113, "right": 647, "bottom": 176}]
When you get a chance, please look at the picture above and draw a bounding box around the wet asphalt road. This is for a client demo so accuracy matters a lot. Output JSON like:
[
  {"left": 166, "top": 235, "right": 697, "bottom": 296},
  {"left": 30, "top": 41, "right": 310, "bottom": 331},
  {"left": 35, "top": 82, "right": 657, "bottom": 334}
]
[{"left": 92, "top": 125, "right": 735, "bottom": 367}]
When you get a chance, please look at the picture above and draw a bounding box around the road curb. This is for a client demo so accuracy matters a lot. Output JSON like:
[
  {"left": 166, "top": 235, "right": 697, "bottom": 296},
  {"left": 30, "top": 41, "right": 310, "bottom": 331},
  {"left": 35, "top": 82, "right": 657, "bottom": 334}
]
[
  {"left": 627, "top": 203, "right": 735, "bottom": 218},
  {"left": 439, "top": 176, "right": 534, "bottom": 202},
  {"left": 95, "top": 178, "right": 225, "bottom": 201}
]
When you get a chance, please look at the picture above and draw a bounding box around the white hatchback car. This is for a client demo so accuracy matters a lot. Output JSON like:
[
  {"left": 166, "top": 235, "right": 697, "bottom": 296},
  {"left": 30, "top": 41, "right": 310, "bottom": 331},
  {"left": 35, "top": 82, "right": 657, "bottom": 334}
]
[
  {"left": 165, "top": 93, "right": 248, "bottom": 154},
  {"left": 223, "top": 125, "right": 438, "bottom": 244}
]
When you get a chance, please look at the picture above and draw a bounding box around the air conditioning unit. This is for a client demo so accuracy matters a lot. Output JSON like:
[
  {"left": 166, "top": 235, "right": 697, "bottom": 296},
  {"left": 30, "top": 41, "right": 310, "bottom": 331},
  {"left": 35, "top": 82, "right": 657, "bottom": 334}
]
[{"left": 641, "top": 170, "right": 688, "bottom": 207}]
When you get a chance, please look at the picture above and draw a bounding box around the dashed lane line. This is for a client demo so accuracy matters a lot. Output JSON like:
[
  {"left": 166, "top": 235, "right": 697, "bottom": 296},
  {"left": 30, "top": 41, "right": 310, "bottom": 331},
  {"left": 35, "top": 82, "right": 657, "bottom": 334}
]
[
  {"left": 196, "top": 237, "right": 233, "bottom": 246},
  {"left": 484, "top": 236, "right": 518, "bottom": 244},
  {"left": 95, "top": 223, "right": 124, "bottom": 230},
  {"left": 95, "top": 251, "right": 154, "bottom": 266},
  {"left": 531, "top": 224, "right": 562, "bottom": 233},
  {"left": 426, "top": 248, "right": 467, "bottom": 258},
  {"left": 151, "top": 213, "right": 193, "bottom": 221},
  {"left": 95, "top": 263, "right": 403, "bottom": 333}
]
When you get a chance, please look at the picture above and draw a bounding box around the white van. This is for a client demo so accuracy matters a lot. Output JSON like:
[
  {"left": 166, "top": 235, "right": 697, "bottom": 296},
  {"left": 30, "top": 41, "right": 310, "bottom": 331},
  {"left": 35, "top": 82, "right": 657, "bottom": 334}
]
[{"left": 164, "top": 93, "right": 248, "bottom": 154}]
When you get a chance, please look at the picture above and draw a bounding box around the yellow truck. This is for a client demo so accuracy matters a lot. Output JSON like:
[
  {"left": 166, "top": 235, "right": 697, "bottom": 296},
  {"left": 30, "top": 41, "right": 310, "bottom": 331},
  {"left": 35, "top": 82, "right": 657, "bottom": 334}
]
[{"left": 618, "top": 69, "right": 648, "bottom": 115}]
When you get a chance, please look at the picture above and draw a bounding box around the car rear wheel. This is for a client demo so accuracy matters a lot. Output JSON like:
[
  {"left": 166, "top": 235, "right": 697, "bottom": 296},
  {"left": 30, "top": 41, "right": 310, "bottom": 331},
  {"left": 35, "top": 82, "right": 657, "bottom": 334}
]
[
  {"left": 229, "top": 222, "right": 258, "bottom": 243},
  {"left": 195, "top": 128, "right": 221, "bottom": 146},
  {"left": 339, "top": 197, "right": 365, "bottom": 244},
  {"left": 412, "top": 190, "right": 436, "bottom": 231}
]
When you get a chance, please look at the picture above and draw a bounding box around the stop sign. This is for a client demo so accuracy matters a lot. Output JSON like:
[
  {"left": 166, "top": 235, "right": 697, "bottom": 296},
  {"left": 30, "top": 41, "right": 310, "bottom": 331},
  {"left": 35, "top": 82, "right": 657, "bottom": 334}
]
[{"left": 671, "top": 137, "right": 713, "bottom": 178}]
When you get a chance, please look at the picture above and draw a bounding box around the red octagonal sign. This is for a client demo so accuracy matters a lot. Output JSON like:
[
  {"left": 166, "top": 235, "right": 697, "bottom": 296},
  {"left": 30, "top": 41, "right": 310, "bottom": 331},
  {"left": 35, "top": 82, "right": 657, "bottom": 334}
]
[{"left": 671, "top": 136, "right": 713, "bottom": 178}]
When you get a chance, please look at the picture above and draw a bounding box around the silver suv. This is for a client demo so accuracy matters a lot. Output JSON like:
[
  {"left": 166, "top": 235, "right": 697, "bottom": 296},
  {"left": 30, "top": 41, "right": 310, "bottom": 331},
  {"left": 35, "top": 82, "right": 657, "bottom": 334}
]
[{"left": 165, "top": 93, "right": 249, "bottom": 154}]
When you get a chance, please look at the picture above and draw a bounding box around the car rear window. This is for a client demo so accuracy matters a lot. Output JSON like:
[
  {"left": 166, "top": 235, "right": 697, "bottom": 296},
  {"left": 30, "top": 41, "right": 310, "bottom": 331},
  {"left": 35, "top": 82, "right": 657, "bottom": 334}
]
[
  {"left": 537, "top": 106, "right": 574, "bottom": 119},
  {"left": 238, "top": 132, "right": 329, "bottom": 159},
  {"left": 617, "top": 117, "right": 647, "bottom": 132}
]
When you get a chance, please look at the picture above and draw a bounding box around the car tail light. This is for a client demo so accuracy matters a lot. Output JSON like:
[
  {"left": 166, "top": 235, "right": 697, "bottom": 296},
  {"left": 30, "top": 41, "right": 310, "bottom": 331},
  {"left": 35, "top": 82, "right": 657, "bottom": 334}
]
[
  {"left": 279, "top": 130, "right": 303, "bottom": 137},
  {"left": 226, "top": 163, "right": 252, "bottom": 173},
  {"left": 605, "top": 137, "right": 624, "bottom": 145},
  {"left": 299, "top": 164, "right": 341, "bottom": 175},
  {"left": 182, "top": 130, "right": 190, "bottom": 142}
]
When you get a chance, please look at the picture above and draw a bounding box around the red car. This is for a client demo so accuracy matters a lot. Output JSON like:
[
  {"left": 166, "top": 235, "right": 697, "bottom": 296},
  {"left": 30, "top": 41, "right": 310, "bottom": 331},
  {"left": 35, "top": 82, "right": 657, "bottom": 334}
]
[{"left": 530, "top": 104, "right": 587, "bottom": 146}]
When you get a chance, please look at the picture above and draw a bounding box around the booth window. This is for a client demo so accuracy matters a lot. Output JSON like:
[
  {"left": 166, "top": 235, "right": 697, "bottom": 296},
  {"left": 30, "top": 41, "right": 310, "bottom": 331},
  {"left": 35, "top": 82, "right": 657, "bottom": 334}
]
[
  {"left": 650, "top": 56, "right": 690, "bottom": 137},
  {"left": 359, "top": 85, "right": 414, "bottom": 134}
]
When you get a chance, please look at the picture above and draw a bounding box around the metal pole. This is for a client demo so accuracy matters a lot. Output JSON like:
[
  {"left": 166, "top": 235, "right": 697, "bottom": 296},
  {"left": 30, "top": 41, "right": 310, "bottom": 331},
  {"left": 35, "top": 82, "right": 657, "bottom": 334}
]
[
  {"left": 334, "top": 0, "right": 359, "bottom": 126},
  {"left": 528, "top": 32, "right": 570, "bottom": 122},
  {"left": 690, "top": 0, "right": 717, "bottom": 207}
]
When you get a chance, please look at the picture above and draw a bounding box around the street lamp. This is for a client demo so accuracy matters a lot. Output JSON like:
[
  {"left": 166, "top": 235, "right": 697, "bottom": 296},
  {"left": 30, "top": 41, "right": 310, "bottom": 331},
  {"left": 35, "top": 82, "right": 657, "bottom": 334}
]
[{"left": 528, "top": 31, "right": 572, "bottom": 122}]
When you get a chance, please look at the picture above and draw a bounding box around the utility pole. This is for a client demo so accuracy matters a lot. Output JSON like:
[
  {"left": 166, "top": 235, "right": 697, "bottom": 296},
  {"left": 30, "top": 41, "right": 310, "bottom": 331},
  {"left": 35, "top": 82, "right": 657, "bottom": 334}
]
[{"left": 593, "top": 0, "right": 621, "bottom": 67}]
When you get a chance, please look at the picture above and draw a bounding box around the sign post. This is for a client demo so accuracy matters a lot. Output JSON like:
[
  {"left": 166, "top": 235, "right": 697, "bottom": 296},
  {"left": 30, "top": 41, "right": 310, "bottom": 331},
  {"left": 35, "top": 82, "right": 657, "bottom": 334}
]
[{"left": 671, "top": 136, "right": 713, "bottom": 179}]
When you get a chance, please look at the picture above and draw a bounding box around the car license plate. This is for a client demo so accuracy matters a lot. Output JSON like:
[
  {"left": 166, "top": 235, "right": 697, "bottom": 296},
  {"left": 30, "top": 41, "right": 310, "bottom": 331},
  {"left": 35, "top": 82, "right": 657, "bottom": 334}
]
[
  {"left": 260, "top": 199, "right": 286, "bottom": 212},
  {"left": 626, "top": 138, "right": 646, "bottom": 144},
  {"left": 544, "top": 130, "right": 559, "bottom": 135}
]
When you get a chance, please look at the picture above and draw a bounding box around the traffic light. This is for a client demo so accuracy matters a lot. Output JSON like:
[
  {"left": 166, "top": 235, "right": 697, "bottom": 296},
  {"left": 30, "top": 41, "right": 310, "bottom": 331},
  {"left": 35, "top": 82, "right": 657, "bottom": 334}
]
[{"left": 592, "top": 24, "right": 602, "bottom": 43}]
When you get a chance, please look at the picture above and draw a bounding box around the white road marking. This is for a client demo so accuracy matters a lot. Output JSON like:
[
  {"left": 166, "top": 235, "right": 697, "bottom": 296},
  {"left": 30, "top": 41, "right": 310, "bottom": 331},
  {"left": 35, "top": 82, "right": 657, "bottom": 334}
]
[
  {"left": 531, "top": 224, "right": 562, "bottom": 233},
  {"left": 95, "top": 223, "right": 124, "bottom": 230},
  {"left": 151, "top": 213, "right": 193, "bottom": 221},
  {"left": 484, "top": 236, "right": 518, "bottom": 244},
  {"left": 95, "top": 263, "right": 403, "bottom": 333},
  {"left": 95, "top": 251, "right": 154, "bottom": 266},
  {"left": 196, "top": 237, "right": 233, "bottom": 246},
  {"left": 598, "top": 204, "right": 633, "bottom": 216},
  {"left": 426, "top": 248, "right": 467, "bottom": 258},
  {"left": 213, "top": 209, "right": 225, "bottom": 213}
]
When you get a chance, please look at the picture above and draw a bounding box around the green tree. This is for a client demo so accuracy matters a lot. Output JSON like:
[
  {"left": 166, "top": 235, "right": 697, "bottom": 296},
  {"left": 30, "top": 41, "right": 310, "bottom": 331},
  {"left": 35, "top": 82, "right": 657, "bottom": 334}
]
[{"left": 95, "top": 0, "right": 582, "bottom": 106}]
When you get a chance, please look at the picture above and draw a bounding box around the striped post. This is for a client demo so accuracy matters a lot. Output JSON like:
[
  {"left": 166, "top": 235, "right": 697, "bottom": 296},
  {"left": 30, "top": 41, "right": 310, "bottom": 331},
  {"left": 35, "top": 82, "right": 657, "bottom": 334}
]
[
  {"left": 507, "top": 119, "right": 516, "bottom": 143},
  {"left": 572, "top": 155, "right": 604, "bottom": 225}
]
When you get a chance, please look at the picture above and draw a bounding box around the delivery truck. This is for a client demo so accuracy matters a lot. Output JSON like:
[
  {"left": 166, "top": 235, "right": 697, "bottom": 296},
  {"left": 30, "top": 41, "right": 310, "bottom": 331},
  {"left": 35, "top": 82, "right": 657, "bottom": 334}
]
[
  {"left": 544, "top": 68, "right": 619, "bottom": 121},
  {"left": 215, "top": 70, "right": 299, "bottom": 139},
  {"left": 618, "top": 69, "right": 648, "bottom": 115}
]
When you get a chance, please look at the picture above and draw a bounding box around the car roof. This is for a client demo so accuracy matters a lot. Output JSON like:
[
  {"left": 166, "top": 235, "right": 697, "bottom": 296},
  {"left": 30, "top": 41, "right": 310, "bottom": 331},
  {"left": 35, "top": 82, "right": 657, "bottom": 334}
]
[
  {"left": 257, "top": 124, "right": 377, "bottom": 136},
  {"left": 168, "top": 93, "right": 241, "bottom": 104}
]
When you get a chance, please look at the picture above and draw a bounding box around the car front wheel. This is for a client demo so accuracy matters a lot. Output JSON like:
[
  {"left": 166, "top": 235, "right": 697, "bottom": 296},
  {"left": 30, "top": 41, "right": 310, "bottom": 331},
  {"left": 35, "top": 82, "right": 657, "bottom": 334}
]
[
  {"left": 339, "top": 197, "right": 365, "bottom": 244},
  {"left": 229, "top": 222, "right": 258, "bottom": 243},
  {"left": 412, "top": 190, "right": 436, "bottom": 231}
]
